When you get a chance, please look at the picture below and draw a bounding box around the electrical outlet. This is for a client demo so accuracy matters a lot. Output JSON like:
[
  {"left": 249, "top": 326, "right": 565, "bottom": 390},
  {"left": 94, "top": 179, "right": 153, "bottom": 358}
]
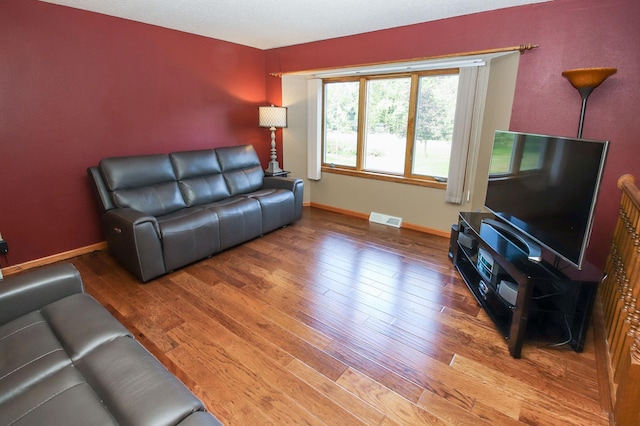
[
  {"left": 0, "top": 232, "right": 7, "bottom": 255},
  {"left": 0, "top": 231, "right": 4, "bottom": 280}
]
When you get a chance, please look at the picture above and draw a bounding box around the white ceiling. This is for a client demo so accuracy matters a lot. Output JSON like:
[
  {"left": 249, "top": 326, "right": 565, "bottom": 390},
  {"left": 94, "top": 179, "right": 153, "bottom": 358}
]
[{"left": 40, "top": 0, "right": 550, "bottom": 50}]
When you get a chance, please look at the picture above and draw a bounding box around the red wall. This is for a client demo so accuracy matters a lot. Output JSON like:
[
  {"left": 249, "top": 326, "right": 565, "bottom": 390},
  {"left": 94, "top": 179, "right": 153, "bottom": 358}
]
[
  {"left": 1, "top": 0, "right": 638, "bottom": 269},
  {"left": 266, "top": 0, "right": 640, "bottom": 268},
  {"left": 0, "top": 0, "right": 269, "bottom": 265}
]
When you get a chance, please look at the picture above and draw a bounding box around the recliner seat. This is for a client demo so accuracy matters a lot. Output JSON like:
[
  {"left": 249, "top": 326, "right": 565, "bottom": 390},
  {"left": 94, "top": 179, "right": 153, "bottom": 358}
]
[
  {"left": 88, "top": 144, "right": 303, "bottom": 282},
  {"left": 0, "top": 263, "right": 221, "bottom": 425}
]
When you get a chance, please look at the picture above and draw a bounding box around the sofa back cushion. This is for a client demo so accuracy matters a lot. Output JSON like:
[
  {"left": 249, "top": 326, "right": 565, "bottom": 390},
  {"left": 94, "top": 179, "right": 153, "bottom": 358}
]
[
  {"left": 99, "top": 154, "right": 185, "bottom": 216},
  {"left": 215, "top": 145, "right": 263, "bottom": 196},
  {"left": 170, "top": 150, "right": 231, "bottom": 206}
]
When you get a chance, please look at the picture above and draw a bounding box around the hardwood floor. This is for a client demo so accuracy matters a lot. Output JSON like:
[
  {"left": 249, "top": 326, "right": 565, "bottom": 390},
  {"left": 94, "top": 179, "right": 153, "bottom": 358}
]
[{"left": 70, "top": 207, "right": 610, "bottom": 425}]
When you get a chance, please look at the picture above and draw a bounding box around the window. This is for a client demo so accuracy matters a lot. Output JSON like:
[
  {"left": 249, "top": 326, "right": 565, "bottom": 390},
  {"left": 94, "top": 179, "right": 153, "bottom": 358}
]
[
  {"left": 322, "top": 69, "right": 459, "bottom": 185},
  {"left": 324, "top": 81, "right": 359, "bottom": 167},
  {"left": 363, "top": 77, "right": 410, "bottom": 174}
]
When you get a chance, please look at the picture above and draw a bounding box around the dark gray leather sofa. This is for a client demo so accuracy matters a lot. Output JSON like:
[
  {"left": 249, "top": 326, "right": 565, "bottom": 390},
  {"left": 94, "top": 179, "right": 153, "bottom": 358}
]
[
  {"left": 0, "top": 262, "right": 222, "bottom": 426},
  {"left": 88, "top": 144, "right": 304, "bottom": 282}
]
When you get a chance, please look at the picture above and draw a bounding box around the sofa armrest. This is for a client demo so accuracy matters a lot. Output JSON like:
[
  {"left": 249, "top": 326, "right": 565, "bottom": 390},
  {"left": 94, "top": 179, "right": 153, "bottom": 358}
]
[
  {"left": 263, "top": 177, "right": 304, "bottom": 221},
  {"left": 103, "top": 208, "right": 165, "bottom": 282},
  {"left": 104, "top": 208, "right": 160, "bottom": 235},
  {"left": 262, "top": 176, "right": 301, "bottom": 191},
  {"left": 0, "top": 263, "right": 83, "bottom": 325}
]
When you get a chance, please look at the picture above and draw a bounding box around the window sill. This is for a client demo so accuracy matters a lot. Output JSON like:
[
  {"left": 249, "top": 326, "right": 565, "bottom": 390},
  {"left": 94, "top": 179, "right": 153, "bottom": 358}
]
[{"left": 321, "top": 166, "right": 446, "bottom": 189}]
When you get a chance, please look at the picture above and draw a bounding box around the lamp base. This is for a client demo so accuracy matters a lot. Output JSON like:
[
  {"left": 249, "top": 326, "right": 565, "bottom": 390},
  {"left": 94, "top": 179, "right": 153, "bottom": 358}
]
[{"left": 265, "top": 161, "right": 283, "bottom": 175}]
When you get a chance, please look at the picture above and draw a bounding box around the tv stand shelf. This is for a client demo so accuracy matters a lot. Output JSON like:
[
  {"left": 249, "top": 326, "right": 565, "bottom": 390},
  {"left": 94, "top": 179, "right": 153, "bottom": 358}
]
[{"left": 453, "top": 212, "right": 603, "bottom": 358}]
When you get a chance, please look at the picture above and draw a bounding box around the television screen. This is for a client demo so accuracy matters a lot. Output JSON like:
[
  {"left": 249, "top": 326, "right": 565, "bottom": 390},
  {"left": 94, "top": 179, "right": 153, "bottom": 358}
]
[{"left": 484, "top": 131, "right": 609, "bottom": 269}]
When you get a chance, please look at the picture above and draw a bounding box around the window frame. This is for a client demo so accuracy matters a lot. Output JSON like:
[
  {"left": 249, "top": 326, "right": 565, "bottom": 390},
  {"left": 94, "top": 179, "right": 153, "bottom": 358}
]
[{"left": 321, "top": 68, "right": 460, "bottom": 189}]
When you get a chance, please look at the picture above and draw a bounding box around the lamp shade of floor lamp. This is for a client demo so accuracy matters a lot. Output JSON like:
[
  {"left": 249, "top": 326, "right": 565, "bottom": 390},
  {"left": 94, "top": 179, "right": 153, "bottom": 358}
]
[
  {"left": 259, "top": 105, "right": 288, "bottom": 174},
  {"left": 561, "top": 67, "right": 617, "bottom": 138}
]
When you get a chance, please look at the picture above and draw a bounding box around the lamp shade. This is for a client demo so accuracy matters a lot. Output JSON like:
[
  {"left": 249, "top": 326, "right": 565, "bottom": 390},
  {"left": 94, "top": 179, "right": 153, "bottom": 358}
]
[
  {"left": 561, "top": 68, "right": 617, "bottom": 89},
  {"left": 561, "top": 67, "right": 616, "bottom": 138},
  {"left": 259, "top": 106, "right": 287, "bottom": 128}
]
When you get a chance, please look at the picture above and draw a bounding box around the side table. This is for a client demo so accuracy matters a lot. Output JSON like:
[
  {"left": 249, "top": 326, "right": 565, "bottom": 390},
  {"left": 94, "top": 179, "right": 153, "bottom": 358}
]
[{"left": 264, "top": 170, "right": 290, "bottom": 177}]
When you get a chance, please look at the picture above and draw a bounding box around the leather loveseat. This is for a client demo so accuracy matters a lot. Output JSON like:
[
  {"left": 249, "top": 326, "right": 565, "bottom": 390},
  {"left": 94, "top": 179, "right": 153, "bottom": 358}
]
[
  {"left": 0, "top": 262, "right": 221, "bottom": 426},
  {"left": 88, "top": 144, "right": 303, "bottom": 282}
]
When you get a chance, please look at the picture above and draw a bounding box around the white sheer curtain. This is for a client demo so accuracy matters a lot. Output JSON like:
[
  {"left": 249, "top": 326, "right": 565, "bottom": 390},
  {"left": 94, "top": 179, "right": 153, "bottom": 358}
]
[
  {"left": 307, "top": 78, "right": 323, "bottom": 180},
  {"left": 445, "top": 67, "right": 481, "bottom": 204}
]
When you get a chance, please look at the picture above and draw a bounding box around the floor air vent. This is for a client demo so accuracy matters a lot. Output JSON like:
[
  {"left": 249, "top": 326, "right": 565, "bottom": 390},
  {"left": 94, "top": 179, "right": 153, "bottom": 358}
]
[{"left": 369, "top": 212, "right": 402, "bottom": 228}]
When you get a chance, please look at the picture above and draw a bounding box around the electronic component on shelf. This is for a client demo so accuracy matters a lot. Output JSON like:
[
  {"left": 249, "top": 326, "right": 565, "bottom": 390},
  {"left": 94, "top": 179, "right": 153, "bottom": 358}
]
[
  {"left": 477, "top": 247, "right": 502, "bottom": 285},
  {"left": 448, "top": 224, "right": 459, "bottom": 262},
  {"left": 457, "top": 231, "right": 477, "bottom": 250},
  {"left": 498, "top": 280, "right": 518, "bottom": 306},
  {"left": 479, "top": 280, "right": 489, "bottom": 299}
]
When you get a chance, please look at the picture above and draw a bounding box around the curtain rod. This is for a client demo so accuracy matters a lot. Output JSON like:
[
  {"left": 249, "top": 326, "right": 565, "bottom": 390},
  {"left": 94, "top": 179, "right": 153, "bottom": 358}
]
[{"left": 269, "top": 43, "right": 538, "bottom": 78}]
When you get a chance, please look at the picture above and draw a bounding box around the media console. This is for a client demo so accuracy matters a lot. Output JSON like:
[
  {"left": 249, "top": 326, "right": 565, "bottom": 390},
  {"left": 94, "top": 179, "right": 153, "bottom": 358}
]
[{"left": 453, "top": 212, "right": 603, "bottom": 358}]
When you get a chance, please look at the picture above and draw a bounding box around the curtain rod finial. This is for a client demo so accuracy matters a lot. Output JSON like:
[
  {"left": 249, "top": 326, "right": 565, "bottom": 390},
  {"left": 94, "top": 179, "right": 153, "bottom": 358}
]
[{"left": 519, "top": 44, "right": 539, "bottom": 53}]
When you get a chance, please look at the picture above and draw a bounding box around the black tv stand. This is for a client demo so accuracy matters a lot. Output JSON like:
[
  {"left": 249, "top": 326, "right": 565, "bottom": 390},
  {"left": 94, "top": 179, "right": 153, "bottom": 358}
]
[
  {"left": 453, "top": 212, "right": 603, "bottom": 358},
  {"left": 481, "top": 218, "right": 542, "bottom": 262}
]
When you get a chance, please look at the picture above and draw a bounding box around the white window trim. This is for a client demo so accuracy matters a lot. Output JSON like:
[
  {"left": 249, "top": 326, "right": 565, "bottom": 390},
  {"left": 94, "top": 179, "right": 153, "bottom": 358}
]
[{"left": 309, "top": 57, "right": 485, "bottom": 79}]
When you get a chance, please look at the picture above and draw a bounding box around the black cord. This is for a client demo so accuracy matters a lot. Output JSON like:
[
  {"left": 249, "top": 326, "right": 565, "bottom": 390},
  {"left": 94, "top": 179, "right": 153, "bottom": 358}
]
[
  {"left": 547, "top": 313, "right": 573, "bottom": 347},
  {"left": 531, "top": 292, "right": 562, "bottom": 300}
]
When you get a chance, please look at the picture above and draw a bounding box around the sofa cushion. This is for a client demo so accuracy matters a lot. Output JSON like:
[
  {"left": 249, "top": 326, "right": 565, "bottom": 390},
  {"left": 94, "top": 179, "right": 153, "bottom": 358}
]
[
  {"left": 170, "top": 150, "right": 221, "bottom": 180},
  {"left": 243, "top": 188, "right": 295, "bottom": 233},
  {"left": 157, "top": 208, "right": 221, "bottom": 271},
  {"left": 178, "top": 175, "right": 231, "bottom": 206},
  {"left": 0, "top": 311, "right": 71, "bottom": 405},
  {"left": 99, "top": 154, "right": 176, "bottom": 191},
  {"left": 41, "top": 293, "right": 132, "bottom": 361},
  {"left": 204, "top": 197, "right": 263, "bottom": 250},
  {"left": 112, "top": 182, "right": 187, "bottom": 217},
  {"left": 216, "top": 145, "right": 264, "bottom": 195},
  {"left": 100, "top": 154, "right": 186, "bottom": 216},
  {"left": 171, "top": 150, "right": 231, "bottom": 206},
  {"left": 0, "top": 366, "right": 117, "bottom": 426},
  {"left": 75, "top": 336, "right": 207, "bottom": 426},
  {"left": 0, "top": 293, "right": 132, "bottom": 405},
  {"left": 0, "top": 262, "right": 83, "bottom": 325}
]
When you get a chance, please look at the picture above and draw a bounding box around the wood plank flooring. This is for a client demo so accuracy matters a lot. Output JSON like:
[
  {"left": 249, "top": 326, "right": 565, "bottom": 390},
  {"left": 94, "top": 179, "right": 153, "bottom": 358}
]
[{"left": 70, "top": 207, "right": 610, "bottom": 425}]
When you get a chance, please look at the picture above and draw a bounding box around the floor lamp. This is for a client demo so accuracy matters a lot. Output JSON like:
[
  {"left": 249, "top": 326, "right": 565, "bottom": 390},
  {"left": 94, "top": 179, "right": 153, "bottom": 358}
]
[
  {"left": 259, "top": 105, "right": 288, "bottom": 174},
  {"left": 561, "top": 67, "right": 617, "bottom": 138}
]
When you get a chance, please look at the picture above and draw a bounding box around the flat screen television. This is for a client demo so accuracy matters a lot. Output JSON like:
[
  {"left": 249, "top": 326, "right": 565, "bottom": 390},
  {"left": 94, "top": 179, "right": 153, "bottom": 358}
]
[{"left": 484, "top": 130, "right": 609, "bottom": 270}]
